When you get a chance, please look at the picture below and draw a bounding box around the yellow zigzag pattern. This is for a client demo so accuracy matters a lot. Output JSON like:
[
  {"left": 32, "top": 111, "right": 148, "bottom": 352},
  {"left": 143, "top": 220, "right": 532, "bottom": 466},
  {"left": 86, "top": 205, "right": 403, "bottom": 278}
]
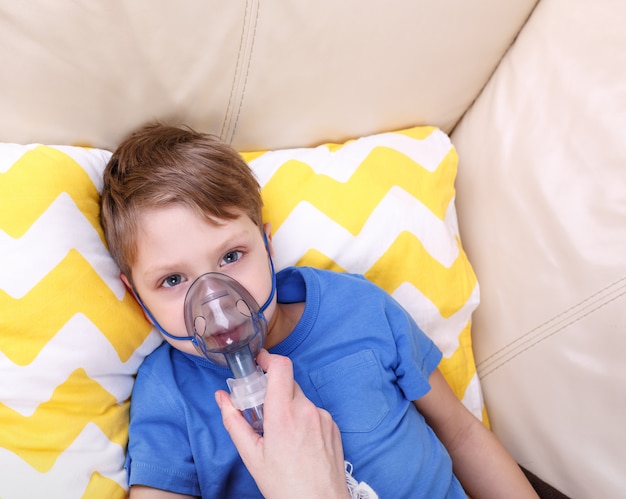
[
  {"left": 0, "top": 249, "right": 152, "bottom": 366},
  {"left": 1, "top": 314, "right": 154, "bottom": 416},
  {"left": 367, "top": 233, "right": 476, "bottom": 317},
  {"left": 0, "top": 424, "right": 127, "bottom": 498},
  {"left": 271, "top": 188, "right": 460, "bottom": 270},
  {"left": 0, "top": 146, "right": 103, "bottom": 239},
  {"left": 1, "top": 144, "right": 151, "bottom": 497},
  {"left": 245, "top": 127, "right": 449, "bottom": 184},
  {"left": 297, "top": 233, "right": 476, "bottom": 318},
  {"left": 83, "top": 473, "right": 127, "bottom": 499},
  {"left": 261, "top": 146, "right": 457, "bottom": 234},
  {"left": 0, "top": 192, "right": 124, "bottom": 299},
  {"left": 439, "top": 320, "right": 476, "bottom": 400},
  {"left": 0, "top": 368, "right": 128, "bottom": 472}
]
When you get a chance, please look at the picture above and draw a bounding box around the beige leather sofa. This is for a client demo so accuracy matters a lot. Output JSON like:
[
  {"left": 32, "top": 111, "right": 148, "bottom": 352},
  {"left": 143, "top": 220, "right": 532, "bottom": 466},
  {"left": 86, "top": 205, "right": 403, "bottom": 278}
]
[{"left": 1, "top": 1, "right": 624, "bottom": 498}]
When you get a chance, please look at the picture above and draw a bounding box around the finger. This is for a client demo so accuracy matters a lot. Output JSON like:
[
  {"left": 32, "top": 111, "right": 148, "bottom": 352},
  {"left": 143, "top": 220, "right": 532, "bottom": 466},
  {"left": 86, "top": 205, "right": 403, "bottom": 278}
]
[
  {"left": 253, "top": 349, "right": 272, "bottom": 371},
  {"left": 256, "top": 351, "right": 299, "bottom": 407},
  {"left": 215, "top": 390, "right": 263, "bottom": 465}
]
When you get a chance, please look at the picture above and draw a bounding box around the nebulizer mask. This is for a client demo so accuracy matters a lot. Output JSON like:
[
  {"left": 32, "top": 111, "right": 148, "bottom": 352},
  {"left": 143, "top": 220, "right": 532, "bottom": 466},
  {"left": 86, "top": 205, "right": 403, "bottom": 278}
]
[{"left": 184, "top": 272, "right": 271, "bottom": 433}]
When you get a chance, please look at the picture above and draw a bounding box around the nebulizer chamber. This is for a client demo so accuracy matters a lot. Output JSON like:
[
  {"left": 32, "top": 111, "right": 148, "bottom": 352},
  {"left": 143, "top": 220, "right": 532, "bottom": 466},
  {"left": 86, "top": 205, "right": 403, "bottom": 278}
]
[{"left": 184, "top": 273, "right": 267, "bottom": 433}]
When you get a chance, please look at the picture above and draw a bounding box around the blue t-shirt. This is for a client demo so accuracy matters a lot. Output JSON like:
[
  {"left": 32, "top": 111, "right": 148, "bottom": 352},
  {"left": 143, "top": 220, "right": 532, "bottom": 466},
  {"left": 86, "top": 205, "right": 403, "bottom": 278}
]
[{"left": 126, "top": 267, "right": 466, "bottom": 498}]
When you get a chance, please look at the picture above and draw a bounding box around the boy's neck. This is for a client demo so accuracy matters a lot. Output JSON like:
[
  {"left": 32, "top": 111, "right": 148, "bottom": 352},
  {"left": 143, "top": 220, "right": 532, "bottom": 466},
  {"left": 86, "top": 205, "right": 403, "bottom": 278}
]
[{"left": 265, "top": 302, "right": 305, "bottom": 349}]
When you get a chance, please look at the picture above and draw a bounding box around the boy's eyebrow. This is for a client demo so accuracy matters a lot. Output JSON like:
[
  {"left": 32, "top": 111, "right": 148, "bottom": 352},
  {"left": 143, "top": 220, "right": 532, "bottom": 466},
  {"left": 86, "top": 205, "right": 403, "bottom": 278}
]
[
  {"left": 141, "top": 262, "right": 184, "bottom": 279},
  {"left": 141, "top": 229, "right": 256, "bottom": 279}
]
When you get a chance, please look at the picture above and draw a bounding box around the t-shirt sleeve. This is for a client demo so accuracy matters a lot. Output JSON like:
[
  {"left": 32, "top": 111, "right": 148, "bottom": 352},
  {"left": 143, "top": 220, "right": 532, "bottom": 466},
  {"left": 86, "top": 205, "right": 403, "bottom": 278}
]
[
  {"left": 383, "top": 293, "right": 442, "bottom": 402},
  {"left": 126, "top": 364, "right": 201, "bottom": 496}
]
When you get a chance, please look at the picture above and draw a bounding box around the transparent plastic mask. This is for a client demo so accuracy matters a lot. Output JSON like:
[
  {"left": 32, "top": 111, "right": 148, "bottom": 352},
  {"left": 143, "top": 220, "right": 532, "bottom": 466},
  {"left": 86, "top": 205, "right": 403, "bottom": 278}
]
[{"left": 184, "top": 272, "right": 267, "bottom": 433}]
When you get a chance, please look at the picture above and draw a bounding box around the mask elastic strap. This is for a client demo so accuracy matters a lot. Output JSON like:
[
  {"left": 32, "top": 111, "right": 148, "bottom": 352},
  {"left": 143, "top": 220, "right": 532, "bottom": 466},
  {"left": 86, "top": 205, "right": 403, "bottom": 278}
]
[
  {"left": 258, "top": 232, "right": 276, "bottom": 322},
  {"left": 131, "top": 287, "right": 195, "bottom": 343}
]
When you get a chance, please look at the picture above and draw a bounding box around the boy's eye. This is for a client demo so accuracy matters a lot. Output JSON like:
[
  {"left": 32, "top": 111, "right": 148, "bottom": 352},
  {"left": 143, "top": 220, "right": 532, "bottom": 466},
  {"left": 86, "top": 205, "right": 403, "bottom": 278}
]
[
  {"left": 161, "top": 274, "right": 186, "bottom": 288},
  {"left": 221, "top": 250, "right": 242, "bottom": 266}
]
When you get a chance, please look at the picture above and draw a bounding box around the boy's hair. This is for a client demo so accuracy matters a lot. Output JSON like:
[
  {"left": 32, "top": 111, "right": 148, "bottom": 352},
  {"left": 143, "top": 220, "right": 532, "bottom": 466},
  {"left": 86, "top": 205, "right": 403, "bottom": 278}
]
[{"left": 100, "top": 123, "right": 264, "bottom": 281}]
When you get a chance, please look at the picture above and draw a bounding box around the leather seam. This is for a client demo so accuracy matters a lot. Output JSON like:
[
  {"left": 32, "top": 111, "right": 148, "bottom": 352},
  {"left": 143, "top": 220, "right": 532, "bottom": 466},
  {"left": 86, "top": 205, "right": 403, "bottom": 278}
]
[
  {"left": 476, "top": 276, "right": 626, "bottom": 378},
  {"left": 220, "top": 0, "right": 259, "bottom": 144}
]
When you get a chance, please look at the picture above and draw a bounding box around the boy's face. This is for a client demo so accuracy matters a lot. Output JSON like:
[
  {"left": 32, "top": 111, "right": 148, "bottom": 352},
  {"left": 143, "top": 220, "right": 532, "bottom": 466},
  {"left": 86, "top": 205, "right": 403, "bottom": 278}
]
[{"left": 124, "top": 204, "right": 275, "bottom": 356}]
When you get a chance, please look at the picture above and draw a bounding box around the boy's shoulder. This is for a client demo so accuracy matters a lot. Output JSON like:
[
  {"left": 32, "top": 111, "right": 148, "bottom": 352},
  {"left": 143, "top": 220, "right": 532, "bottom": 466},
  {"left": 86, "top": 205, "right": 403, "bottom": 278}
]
[
  {"left": 278, "top": 264, "right": 362, "bottom": 280},
  {"left": 138, "top": 340, "right": 179, "bottom": 375}
]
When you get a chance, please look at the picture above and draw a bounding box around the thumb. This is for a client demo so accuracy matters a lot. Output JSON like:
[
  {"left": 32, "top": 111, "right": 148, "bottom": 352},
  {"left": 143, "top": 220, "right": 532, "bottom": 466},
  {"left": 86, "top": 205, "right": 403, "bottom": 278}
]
[{"left": 215, "top": 390, "right": 263, "bottom": 467}]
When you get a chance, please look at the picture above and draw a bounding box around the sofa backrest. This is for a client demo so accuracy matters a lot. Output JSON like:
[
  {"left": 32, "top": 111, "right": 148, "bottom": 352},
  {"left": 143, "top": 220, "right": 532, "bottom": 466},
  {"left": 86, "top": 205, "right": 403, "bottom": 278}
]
[{"left": 0, "top": 0, "right": 537, "bottom": 150}]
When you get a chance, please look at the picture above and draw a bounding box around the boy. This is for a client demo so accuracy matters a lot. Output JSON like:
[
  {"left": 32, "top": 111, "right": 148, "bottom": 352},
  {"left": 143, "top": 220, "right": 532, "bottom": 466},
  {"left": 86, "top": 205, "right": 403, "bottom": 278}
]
[{"left": 101, "top": 124, "right": 537, "bottom": 498}]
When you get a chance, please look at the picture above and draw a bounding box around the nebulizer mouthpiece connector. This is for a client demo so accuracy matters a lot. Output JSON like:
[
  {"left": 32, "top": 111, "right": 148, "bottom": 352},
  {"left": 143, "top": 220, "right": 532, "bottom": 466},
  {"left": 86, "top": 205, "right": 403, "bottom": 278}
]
[{"left": 184, "top": 273, "right": 268, "bottom": 433}]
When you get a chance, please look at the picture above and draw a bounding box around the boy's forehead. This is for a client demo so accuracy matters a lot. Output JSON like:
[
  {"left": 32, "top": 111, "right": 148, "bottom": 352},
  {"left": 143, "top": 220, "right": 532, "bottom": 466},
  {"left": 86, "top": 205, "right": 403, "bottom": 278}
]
[{"left": 133, "top": 204, "right": 261, "bottom": 244}]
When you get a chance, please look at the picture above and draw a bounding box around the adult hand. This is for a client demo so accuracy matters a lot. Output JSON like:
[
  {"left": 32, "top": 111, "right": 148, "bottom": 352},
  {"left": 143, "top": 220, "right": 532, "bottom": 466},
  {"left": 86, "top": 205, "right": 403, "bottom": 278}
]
[{"left": 215, "top": 350, "right": 351, "bottom": 499}]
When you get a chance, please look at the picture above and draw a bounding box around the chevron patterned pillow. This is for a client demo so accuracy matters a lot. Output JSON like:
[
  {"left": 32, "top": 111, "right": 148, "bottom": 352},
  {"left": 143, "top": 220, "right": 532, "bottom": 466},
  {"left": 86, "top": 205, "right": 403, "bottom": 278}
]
[
  {"left": 243, "top": 126, "right": 487, "bottom": 424},
  {"left": 0, "top": 144, "right": 162, "bottom": 499},
  {"left": 0, "top": 127, "right": 485, "bottom": 498}
]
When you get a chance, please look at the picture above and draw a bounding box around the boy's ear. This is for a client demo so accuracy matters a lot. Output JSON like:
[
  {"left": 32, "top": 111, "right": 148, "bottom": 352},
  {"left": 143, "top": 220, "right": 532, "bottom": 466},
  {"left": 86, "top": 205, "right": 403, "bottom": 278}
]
[{"left": 120, "top": 273, "right": 133, "bottom": 292}]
